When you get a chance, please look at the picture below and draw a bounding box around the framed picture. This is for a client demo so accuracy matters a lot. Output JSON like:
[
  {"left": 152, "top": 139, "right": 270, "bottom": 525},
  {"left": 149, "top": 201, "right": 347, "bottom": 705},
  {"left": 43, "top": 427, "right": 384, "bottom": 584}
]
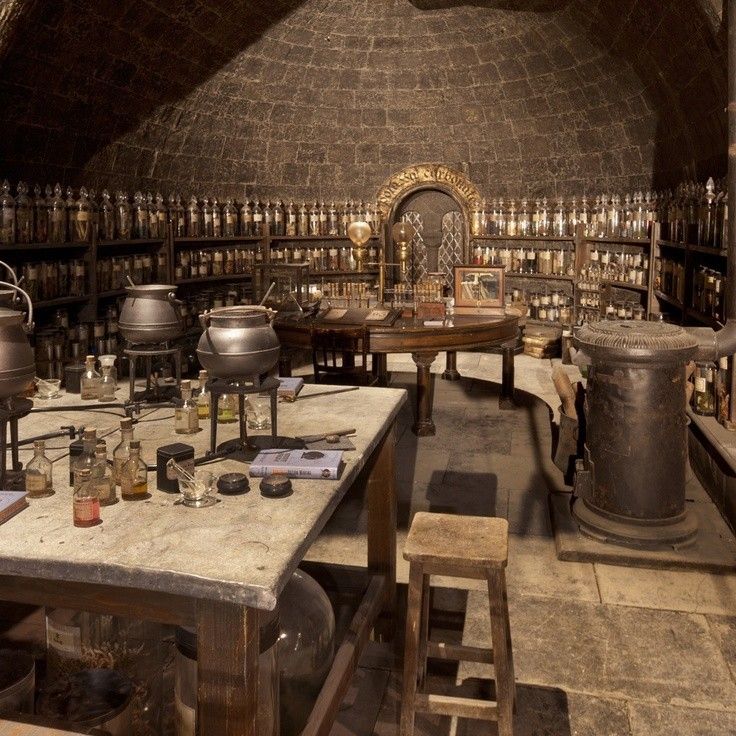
[{"left": 454, "top": 266, "right": 505, "bottom": 308}]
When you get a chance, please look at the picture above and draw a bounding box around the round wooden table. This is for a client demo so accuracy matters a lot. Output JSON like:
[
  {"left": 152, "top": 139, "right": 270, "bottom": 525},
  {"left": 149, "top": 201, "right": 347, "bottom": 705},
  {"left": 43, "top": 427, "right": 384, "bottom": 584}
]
[{"left": 274, "top": 313, "right": 520, "bottom": 436}]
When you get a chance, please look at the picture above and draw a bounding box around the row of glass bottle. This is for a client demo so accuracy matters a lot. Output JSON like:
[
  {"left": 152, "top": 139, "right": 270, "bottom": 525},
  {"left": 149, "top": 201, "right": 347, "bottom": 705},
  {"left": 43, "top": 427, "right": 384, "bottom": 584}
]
[
  {"left": 587, "top": 249, "right": 650, "bottom": 286},
  {"left": 0, "top": 178, "right": 385, "bottom": 244},
  {"left": 97, "top": 252, "right": 168, "bottom": 292},
  {"left": 524, "top": 291, "right": 574, "bottom": 323},
  {"left": 654, "top": 257, "right": 687, "bottom": 306},
  {"left": 175, "top": 247, "right": 261, "bottom": 281},
  {"left": 271, "top": 244, "right": 378, "bottom": 271},
  {"left": 471, "top": 244, "right": 575, "bottom": 276},
  {"left": 658, "top": 178, "right": 728, "bottom": 248},
  {"left": 19, "top": 259, "right": 87, "bottom": 302},
  {"left": 692, "top": 266, "right": 725, "bottom": 320},
  {"left": 469, "top": 193, "right": 655, "bottom": 240}
]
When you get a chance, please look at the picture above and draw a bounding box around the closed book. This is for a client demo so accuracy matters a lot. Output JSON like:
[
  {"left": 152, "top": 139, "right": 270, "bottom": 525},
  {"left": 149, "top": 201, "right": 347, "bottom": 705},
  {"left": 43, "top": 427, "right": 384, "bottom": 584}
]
[
  {"left": 249, "top": 449, "right": 343, "bottom": 480},
  {"left": 0, "top": 491, "right": 28, "bottom": 524},
  {"left": 277, "top": 376, "right": 305, "bottom": 399}
]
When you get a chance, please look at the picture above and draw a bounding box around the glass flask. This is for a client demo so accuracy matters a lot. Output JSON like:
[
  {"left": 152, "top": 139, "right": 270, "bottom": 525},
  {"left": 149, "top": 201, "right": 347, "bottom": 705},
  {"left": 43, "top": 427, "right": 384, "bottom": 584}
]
[
  {"left": 132, "top": 191, "right": 147, "bottom": 239},
  {"left": 693, "top": 362, "right": 716, "bottom": 416},
  {"left": 298, "top": 202, "right": 309, "bottom": 236},
  {"left": 98, "top": 189, "right": 114, "bottom": 240},
  {"left": 92, "top": 443, "right": 116, "bottom": 506},
  {"left": 73, "top": 467, "right": 101, "bottom": 527},
  {"left": 217, "top": 393, "right": 238, "bottom": 423},
  {"left": 241, "top": 198, "right": 254, "bottom": 236},
  {"left": 0, "top": 179, "right": 15, "bottom": 244},
  {"left": 195, "top": 370, "right": 210, "bottom": 419},
  {"left": 80, "top": 355, "right": 100, "bottom": 400},
  {"left": 202, "top": 197, "right": 214, "bottom": 237},
  {"left": 327, "top": 201, "right": 338, "bottom": 236},
  {"left": 186, "top": 195, "right": 201, "bottom": 237},
  {"left": 72, "top": 427, "right": 98, "bottom": 486},
  {"left": 223, "top": 198, "right": 238, "bottom": 236},
  {"left": 115, "top": 191, "right": 131, "bottom": 239},
  {"left": 98, "top": 365, "right": 116, "bottom": 402},
  {"left": 252, "top": 198, "right": 264, "bottom": 237},
  {"left": 121, "top": 440, "right": 148, "bottom": 500},
  {"left": 15, "top": 181, "right": 32, "bottom": 244},
  {"left": 212, "top": 197, "right": 222, "bottom": 237},
  {"left": 175, "top": 380, "right": 199, "bottom": 434},
  {"left": 264, "top": 200, "right": 274, "bottom": 236},
  {"left": 70, "top": 186, "right": 92, "bottom": 243},
  {"left": 32, "top": 184, "right": 48, "bottom": 243},
  {"left": 112, "top": 417, "right": 134, "bottom": 486},
  {"left": 285, "top": 200, "right": 297, "bottom": 236},
  {"left": 25, "top": 440, "right": 54, "bottom": 498}
]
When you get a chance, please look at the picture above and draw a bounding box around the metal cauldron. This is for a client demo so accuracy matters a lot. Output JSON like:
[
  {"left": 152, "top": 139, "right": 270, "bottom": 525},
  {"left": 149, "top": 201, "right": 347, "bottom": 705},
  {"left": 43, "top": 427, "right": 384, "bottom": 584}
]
[
  {"left": 0, "top": 282, "right": 34, "bottom": 400},
  {"left": 119, "top": 283, "right": 183, "bottom": 345},
  {"left": 196, "top": 306, "right": 280, "bottom": 379},
  {"left": 572, "top": 321, "right": 698, "bottom": 548}
]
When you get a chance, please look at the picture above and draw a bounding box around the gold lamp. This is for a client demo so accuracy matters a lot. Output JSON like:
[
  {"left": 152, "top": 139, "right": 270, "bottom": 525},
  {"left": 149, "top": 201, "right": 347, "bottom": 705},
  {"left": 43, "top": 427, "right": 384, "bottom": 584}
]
[
  {"left": 391, "top": 221, "right": 413, "bottom": 283},
  {"left": 347, "top": 221, "right": 372, "bottom": 271}
]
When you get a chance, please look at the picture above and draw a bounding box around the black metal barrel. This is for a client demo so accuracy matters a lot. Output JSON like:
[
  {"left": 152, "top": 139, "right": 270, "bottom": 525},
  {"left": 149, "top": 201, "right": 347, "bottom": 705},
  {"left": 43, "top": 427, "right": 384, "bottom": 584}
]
[{"left": 573, "top": 321, "right": 699, "bottom": 548}]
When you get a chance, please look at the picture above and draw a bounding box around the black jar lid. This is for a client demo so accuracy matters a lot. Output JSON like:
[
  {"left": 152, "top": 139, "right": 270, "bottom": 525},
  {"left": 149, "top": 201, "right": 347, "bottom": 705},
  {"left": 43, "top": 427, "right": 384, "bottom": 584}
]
[
  {"left": 260, "top": 473, "right": 293, "bottom": 498},
  {"left": 217, "top": 472, "right": 249, "bottom": 495}
]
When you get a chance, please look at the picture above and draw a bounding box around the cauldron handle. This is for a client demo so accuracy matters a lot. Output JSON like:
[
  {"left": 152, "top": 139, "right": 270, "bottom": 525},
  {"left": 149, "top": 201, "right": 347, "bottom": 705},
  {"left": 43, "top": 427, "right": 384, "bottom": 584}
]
[
  {"left": 168, "top": 291, "right": 183, "bottom": 307},
  {"left": 0, "top": 282, "right": 33, "bottom": 332}
]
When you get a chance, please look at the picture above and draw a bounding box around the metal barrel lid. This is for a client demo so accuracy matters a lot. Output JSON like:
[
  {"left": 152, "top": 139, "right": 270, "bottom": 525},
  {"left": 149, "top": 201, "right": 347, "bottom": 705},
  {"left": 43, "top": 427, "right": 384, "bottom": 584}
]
[{"left": 574, "top": 321, "right": 698, "bottom": 363}]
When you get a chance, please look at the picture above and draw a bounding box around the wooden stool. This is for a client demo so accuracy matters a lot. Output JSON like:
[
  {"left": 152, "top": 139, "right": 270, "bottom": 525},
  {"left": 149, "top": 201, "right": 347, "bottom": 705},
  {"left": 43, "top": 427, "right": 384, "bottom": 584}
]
[{"left": 400, "top": 512, "right": 515, "bottom": 736}]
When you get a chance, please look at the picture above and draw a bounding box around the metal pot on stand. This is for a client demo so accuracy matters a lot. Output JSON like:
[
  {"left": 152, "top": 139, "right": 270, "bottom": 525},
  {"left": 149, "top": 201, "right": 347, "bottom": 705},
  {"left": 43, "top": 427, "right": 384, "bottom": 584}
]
[
  {"left": 119, "top": 282, "right": 183, "bottom": 345},
  {"left": 0, "top": 282, "right": 35, "bottom": 400}
]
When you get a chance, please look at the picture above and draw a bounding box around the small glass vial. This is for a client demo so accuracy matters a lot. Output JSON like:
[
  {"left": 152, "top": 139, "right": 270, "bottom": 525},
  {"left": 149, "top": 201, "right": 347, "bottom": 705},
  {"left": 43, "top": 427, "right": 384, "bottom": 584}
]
[
  {"left": 217, "top": 394, "right": 238, "bottom": 423},
  {"left": 73, "top": 468, "right": 101, "bottom": 527},
  {"left": 25, "top": 440, "right": 54, "bottom": 498},
  {"left": 0, "top": 179, "right": 15, "bottom": 244},
  {"left": 80, "top": 355, "right": 101, "bottom": 400},
  {"left": 176, "top": 380, "right": 199, "bottom": 434},
  {"left": 92, "top": 445, "right": 116, "bottom": 506},
  {"left": 15, "top": 181, "right": 32, "bottom": 244},
  {"left": 121, "top": 440, "right": 148, "bottom": 500},
  {"left": 98, "top": 365, "right": 116, "bottom": 402},
  {"left": 693, "top": 362, "right": 716, "bottom": 416},
  {"left": 113, "top": 417, "right": 134, "bottom": 486},
  {"left": 196, "top": 370, "right": 210, "bottom": 419}
]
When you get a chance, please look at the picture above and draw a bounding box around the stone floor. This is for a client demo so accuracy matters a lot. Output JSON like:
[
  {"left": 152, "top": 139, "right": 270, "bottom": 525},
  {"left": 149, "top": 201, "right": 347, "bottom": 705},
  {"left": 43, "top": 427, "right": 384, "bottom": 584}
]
[{"left": 306, "top": 351, "right": 736, "bottom": 736}]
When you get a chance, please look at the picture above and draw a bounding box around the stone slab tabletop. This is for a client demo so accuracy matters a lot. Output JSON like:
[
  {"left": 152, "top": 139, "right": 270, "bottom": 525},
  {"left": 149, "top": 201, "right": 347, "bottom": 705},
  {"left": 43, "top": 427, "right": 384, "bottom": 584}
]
[{"left": 0, "top": 383, "right": 407, "bottom": 610}]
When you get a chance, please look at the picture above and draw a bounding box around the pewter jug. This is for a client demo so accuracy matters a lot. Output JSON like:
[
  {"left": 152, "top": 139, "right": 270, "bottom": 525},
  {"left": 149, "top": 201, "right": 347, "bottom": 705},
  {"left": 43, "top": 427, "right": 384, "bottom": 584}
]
[
  {"left": 0, "top": 282, "right": 35, "bottom": 399},
  {"left": 196, "top": 306, "right": 280, "bottom": 379},
  {"left": 119, "top": 283, "right": 183, "bottom": 345}
]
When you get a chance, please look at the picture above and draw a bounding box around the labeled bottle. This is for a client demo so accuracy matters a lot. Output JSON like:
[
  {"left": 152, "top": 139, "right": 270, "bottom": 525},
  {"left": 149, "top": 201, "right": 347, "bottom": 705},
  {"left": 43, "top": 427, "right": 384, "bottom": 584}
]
[
  {"left": 15, "top": 181, "right": 32, "bottom": 244},
  {"left": 217, "top": 393, "right": 238, "bottom": 423},
  {"left": 121, "top": 440, "right": 148, "bottom": 500},
  {"left": 176, "top": 380, "right": 199, "bottom": 434},
  {"left": 80, "top": 355, "right": 100, "bottom": 400},
  {"left": 33, "top": 184, "right": 48, "bottom": 243},
  {"left": 72, "top": 427, "right": 98, "bottom": 486},
  {"left": 112, "top": 418, "right": 135, "bottom": 486},
  {"left": 99, "top": 189, "right": 115, "bottom": 240},
  {"left": 73, "top": 468, "right": 101, "bottom": 527},
  {"left": 25, "top": 440, "right": 54, "bottom": 498},
  {"left": 0, "top": 179, "right": 15, "bottom": 244},
  {"left": 92, "top": 444, "right": 116, "bottom": 506},
  {"left": 693, "top": 362, "right": 716, "bottom": 416},
  {"left": 116, "top": 191, "right": 131, "bottom": 239},
  {"left": 196, "top": 370, "right": 210, "bottom": 419}
]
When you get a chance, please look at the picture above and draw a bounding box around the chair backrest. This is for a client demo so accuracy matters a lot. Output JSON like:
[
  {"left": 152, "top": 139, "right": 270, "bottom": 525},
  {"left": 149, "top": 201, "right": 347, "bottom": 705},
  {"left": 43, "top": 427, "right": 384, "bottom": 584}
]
[{"left": 311, "top": 325, "right": 370, "bottom": 385}]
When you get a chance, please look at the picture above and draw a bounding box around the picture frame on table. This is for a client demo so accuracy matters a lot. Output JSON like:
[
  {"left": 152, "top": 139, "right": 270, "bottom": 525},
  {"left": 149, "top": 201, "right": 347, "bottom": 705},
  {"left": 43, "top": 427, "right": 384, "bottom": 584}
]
[{"left": 453, "top": 265, "right": 505, "bottom": 309}]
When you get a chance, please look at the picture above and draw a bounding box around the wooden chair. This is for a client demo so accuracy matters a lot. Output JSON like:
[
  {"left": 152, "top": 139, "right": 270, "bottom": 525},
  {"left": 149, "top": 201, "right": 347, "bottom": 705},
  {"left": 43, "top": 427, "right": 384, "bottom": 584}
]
[
  {"left": 400, "top": 512, "right": 516, "bottom": 736},
  {"left": 310, "top": 325, "right": 374, "bottom": 386}
]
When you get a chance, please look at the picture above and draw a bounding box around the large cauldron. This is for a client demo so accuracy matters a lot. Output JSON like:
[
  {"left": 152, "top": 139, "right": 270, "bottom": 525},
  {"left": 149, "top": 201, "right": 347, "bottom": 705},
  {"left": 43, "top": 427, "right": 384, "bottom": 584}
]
[
  {"left": 196, "top": 306, "right": 280, "bottom": 380},
  {"left": 0, "top": 283, "right": 35, "bottom": 400},
  {"left": 119, "top": 284, "right": 183, "bottom": 345},
  {"left": 573, "top": 321, "right": 699, "bottom": 548}
]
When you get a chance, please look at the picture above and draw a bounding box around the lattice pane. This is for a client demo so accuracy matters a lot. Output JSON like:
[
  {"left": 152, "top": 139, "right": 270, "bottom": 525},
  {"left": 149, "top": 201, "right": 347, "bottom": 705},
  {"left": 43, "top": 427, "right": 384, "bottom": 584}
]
[
  {"left": 401, "top": 211, "right": 427, "bottom": 284},
  {"left": 440, "top": 210, "right": 464, "bottom": 292}
]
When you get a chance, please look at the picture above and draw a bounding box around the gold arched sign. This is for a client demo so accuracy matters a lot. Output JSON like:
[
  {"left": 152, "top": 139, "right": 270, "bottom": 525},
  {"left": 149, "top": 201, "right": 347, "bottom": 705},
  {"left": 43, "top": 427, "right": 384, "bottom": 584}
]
[{"left": 375, "top": 163, "right": 482, "bottom": 218}]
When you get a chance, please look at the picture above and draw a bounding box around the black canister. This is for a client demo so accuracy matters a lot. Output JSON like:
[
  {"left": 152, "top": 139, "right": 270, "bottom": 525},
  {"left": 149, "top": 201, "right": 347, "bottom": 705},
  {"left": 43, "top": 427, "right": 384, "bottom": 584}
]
[
  {"left": 156, "top": 443, "right": 194, "bottom": 493},
  {"left": 69, "top": 438, "right": 83, "bottom": 486},
  {"left": 64, "top": 363, "right": 85, "bottom": 393}
]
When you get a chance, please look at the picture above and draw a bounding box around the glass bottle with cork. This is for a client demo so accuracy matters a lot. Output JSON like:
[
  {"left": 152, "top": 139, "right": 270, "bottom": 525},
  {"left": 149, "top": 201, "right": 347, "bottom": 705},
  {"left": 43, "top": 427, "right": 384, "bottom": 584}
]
[
  {"left": 25, "top": 440, "right": 54, "bottom": 498},
  {"left": 98, "top": 365, "right": 116, "bottom": 402},
  {"left": 196, "top": 370, "right": 210, "bottom": 419},
  {"left": 112, "top": 418, "right": 135, "bottom": 486},
  {"left": 693, "top": 362, "right": 716, "bottom": 416},
  {"left": 121, "top": 440, "right": 148, "bottom": 500},
  {"left": 72, "top": 427, "right": 98, "bottom": 486},
  {"left": 92, "top": 444, "right": 116, "bottom": 506},
  {"left": 80, "top": 355, "right": 100, "bottom": 400},
  {"left": 176, "top": 380, "right": 199, "bottom": 435},
  {"left": 73, "top": 468, "right": 101, "bottom": 527}
]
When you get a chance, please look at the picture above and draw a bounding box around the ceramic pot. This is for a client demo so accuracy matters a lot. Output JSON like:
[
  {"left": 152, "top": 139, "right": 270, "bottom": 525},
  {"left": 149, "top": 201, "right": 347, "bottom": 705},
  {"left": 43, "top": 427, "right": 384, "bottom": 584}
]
[
  {"left": 0, "top": 282, "right": 34, "bottom": 399},
  {"left": 196, "top": 306, "right": 280, "bottom": 379},
  {"left": 119, "top": 284, "right": 183, "bottom": 345}
]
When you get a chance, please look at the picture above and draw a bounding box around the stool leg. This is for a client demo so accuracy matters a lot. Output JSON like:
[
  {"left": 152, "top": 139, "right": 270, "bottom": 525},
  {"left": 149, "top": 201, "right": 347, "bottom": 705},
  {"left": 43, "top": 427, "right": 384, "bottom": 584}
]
[
  {"left": 400, "top": 563, "right": 424, "bottom": 736},
  {"left": 417, "top": 574, "right": 430, "bottom": 689},
  {"left": 129, "top": 356, "right": 135, "bottom": 400},
  {"left": 488, "top": 568, "right": 515, "bottom": 736}
]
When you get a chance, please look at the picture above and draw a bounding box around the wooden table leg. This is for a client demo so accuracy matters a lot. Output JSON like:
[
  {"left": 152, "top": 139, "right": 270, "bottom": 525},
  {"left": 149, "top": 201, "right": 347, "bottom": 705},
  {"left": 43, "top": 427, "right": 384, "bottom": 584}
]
[
  {"left": 441, "top": 350, "right": 461, "bottom": 381},
  {"left": 412, "top": 351, "right": 438, "bottom": 436},
  {"left": 499, "top": 341, "right": 516, "bottom": 410},
  {"left": 197, "top": 599, "right": 261, "bottom": 736},
  {"left": 367, "top": 423, "right": 397, "bottom": 635},
  {"left": 372, "top": 353, "right": 389, "bottom": 387}
]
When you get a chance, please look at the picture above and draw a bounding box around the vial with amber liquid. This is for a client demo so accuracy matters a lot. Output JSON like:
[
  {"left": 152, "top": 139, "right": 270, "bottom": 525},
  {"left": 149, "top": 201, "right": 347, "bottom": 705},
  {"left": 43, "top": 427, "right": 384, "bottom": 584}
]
[{"left": 121, "top": 440, "right": 148, "bottom": 500}]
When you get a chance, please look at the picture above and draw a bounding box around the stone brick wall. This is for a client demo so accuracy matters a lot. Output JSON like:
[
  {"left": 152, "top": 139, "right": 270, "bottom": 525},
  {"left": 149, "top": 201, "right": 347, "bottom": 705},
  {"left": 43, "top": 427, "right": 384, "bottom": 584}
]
[{"left": 0, "top": 0, "right": 727, "bottom": 202}]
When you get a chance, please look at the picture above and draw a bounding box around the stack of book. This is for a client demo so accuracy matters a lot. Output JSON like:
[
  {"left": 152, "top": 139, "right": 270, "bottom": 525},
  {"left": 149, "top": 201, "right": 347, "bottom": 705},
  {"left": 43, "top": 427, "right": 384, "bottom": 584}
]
[{"left": 522, "top": 327, "right": 561, "bottom": 359}]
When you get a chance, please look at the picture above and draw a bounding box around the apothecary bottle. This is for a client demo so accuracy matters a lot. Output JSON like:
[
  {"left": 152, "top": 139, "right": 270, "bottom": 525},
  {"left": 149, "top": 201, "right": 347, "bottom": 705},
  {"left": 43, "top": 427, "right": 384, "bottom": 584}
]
[
  {"left": 471, "top": 200, "right": 484, "bottom": 237},
  {"left": 273, "top": 199, "right": 285, "bottom": 236},
  {"left": 98, "top": 189, "right": 115, "bottom": 240},
  {"left": 25, "top": 440, "right": 54, "bottom": 498},
  {"left": 121, "top": 439, "right": 148, "bottom": 500},
  {"left": 196, "top": 370, "right": 210, "bottom": 419},
  {"left": 553, "top": 197, "right": 566, "bottom": 237},
  {"left": 71, "top": 186, "right": 93, "bottom": 243},
  {"left": 241, "top": 199, "right": 254, "bottom": 236},
  {"left": 0, "top": 179, "right": 16, "bottom": 244},
  {"left": 115, "top": 191, "right": 131, "bottom": 239},
  {"left": 327, "top": 201, "right": 339, "bottom": 236},
  {"left": 223, "top": 198, "right": 238, "bottom": 237},
  {"left": 73, "top": 468, "right": 101, "bottom": 527},
  {"left": 202, "top": 198, "right": 214, "bottom": 237},
  {"left": 263, "top": 200, "right": 274, "bottom": 236},
  {"left": 252, "top": 198, "right": 264, "bottom": 237},
  {"left": 131, "top": 191, "right": 147, "bottom": 239},
  {"left": 211, "top": 197, "right": 222, "bottom": 237},
  {"left": 72, "top": 427, "right": 98, "bottom": 485},
  {"left": 285, "top": 200, "right": 297, "bottom": 236},
  {"left": 81, "top": 355, "right": 101, "bottom": 400},
  {"left": 98, "top": 365, "right": 116, "bottom": 402},
  {"left": 15, "top": 181, "right": 32, "bottom": 244},
  {"left": 693, "top": 362, "right": 716, "bottom": 416},
  {"left": 113, "top": 417, "right": 135, "bottom": 485},
  {"left": 297, "top": 202, "right": 309, "bottom": 236},
  {"left": 186, "top": 196, "right": 201, "bottom": 237},
  {"left": 33, "top": 185, "right": 48, "bottom": 243},
  {"left": 175, "top": 380, "right": 199, "bottom": 434},
  {"left": 217, "top": 393, "right": 238, "bottom": 423},
  {"left": 92, "top": 444, "right": 116, "bottom": 506}
]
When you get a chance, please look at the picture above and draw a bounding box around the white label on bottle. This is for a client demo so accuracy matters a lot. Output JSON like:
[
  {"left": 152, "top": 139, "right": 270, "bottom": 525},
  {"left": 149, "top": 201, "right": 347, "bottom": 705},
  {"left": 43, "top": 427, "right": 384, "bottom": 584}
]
[
  {"left": 25, "top": 471, "right": 47, "bottom": 494},
  {"left": 254, "top": 214, "right": 263, "bottom": 222},
  {"left": 77, "top": 211, "right": 89, "bottom": 221},
  {"left": 275, "top": 212, "right": 283, "bottom": 222},
  {"left": 695, "top": 376, "right": 706, "bottom": 392},
  {"left": 46, "top": 619, "right": 82, "bottom": 658},
  {"left": 190, "top": 213, "right": 199, "bottom": 222},
  {"left": 226, "top": 213, "right": 236, "bottom": 223}
]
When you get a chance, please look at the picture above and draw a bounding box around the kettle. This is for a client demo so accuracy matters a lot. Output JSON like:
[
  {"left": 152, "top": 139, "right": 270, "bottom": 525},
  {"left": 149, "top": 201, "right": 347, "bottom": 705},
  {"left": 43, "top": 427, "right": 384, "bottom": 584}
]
[{"left": 0, "top": 282, "right": 35, "bottom": 400}]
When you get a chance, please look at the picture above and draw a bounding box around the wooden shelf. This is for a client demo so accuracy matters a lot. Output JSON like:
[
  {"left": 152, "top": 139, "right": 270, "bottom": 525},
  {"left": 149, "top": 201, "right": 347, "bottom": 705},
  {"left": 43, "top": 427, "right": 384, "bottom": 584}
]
[
  {"left": 505, "top": 272, "right": 574, "bottom": 282},
  {"left": 657, "top": 240, "right": 687, "bottom": 252},
  {"left": 470, "top": 235, "right": 573, "bottom": 242},
  {"left": 601, "top": 279, "right": 648, "bottom": 293},
  {"left": 174, "top": 236, "right": 263, "bottom": 245},
  {"left": 310, "top": 270, "right": 379, "bottom": 277},
  {"left": 689, "top": 243, "right": 728, "bottom": 257},
  {"left": 34, "top": 295, "right": 90, "bottom": 309},
  {"left": 686, "top": 307, "right": 723, "bottom": 328},
  {"left": 97, "top": 289, "right": 128, "bottom": 299},
  {"left": 654, "top": 291, "right": 684, "bottom": 310},
  {"left": 586, "top": 236, "right": 649, "bottom": 245},
  {"left": 174, "top": 273, "right": 252, "bottom": 285},
  {"left": 1, "top": 241, "right": 90, "bottom": 251},
  {"left": 270, "top": 235, "right": 380, "bottom": 242},
  {"left": 98, "top": 238, "right": 164, "bottom": 247}
]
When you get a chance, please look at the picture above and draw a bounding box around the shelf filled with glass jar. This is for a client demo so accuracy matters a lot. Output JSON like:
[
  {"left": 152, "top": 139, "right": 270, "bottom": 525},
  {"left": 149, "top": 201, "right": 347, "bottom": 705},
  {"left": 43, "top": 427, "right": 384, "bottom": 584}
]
[
  {"left": 271, "top": 240, "right": 380, "bottom": 273},
  {"left": 690, "top": 265, "right": 725, "bottom": 324},
  {"left": 518, "top": 289, "right": 575, "bottom": 325},
  {"left": 96, "top": 252, "right": 168, "bottom": 293},
  {"left": 173, "top": 247, "right": 261, "bottom": 283},
  {"left": 470, "top": 243, "right": 575, "bottom": 277},
  {"left": 584, "top": 247, "right": 650, "bottom": 288},
  {"left": 18, "top": 258, "right": 88, "bottom": 306}
]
